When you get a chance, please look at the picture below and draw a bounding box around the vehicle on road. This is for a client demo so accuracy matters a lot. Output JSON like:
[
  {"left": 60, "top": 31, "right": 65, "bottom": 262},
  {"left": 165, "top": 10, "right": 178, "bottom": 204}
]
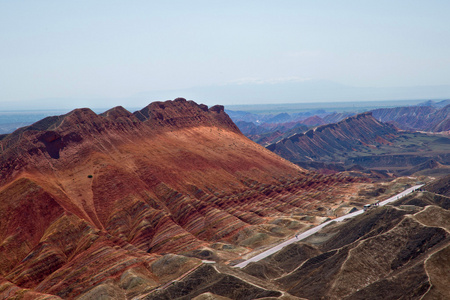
[{"left": 363, "top": 204, "right": 372, "bottom": 211}]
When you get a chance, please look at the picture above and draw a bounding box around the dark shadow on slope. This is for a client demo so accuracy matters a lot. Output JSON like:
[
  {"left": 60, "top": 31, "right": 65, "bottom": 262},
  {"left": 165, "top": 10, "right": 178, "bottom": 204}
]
[
  {"left": 276, "top": 248, "right": 348, "bottom": 299},
  {"left": 392, "top": 191, "right": 450, "bottom": 209},
  {"left": 318, "top": 206, "right": 408, "bottom": 252},
  {"left": 344, "top": 263, "right": 429, "bottom": 300},
  {"left": 242, "top": 243, "right": 321, "bottom": 280},
  {"left": 147, "top": 264, "right": 282, "bottom": 300},
  {"left": 424, "top": 174, "right": 450, "bottom": 197}
]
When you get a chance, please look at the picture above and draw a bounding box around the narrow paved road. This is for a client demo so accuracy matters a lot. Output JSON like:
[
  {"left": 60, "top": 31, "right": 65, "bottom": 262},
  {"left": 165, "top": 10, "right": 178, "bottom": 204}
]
[{"left": 234, "top": 184, "right": 424, "bottom": 268}]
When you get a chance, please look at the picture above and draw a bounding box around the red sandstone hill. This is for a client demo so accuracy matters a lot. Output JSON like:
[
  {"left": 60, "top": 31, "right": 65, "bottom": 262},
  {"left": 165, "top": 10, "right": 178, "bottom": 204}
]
[{"left": 0, "top": 98, "right": 364, "bottom": 299}]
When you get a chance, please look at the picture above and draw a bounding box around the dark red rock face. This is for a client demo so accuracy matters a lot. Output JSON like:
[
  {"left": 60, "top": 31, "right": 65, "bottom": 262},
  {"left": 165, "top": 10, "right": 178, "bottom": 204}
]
[
  {"left": 0, "top": 99, "right": 363, "bottom": 298},
  {"left": 132, "top": 98, "right": 240, "bottom": 133}
]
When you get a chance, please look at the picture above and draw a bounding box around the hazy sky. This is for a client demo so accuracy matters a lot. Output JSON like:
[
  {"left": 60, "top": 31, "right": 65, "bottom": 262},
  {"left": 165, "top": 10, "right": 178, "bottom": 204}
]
[{"left": 1, "top": 1, "right": 450, "bottom": 109}]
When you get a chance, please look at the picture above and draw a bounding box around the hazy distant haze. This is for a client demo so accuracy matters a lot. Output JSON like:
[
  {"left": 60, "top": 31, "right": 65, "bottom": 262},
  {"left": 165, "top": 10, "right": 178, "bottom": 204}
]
[{"left": 1, "top": 1, "right": 450, "bottom": 109}]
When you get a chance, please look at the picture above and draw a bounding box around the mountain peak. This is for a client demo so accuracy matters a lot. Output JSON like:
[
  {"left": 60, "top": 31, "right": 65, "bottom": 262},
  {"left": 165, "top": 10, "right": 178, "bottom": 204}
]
[
  {"left": 100, "top": 106, "right": 134, "bottom": 119},
  {"left": 133, "top": 98, "right": 240, "bottom": 133},
  {"left": 0, "top": 99, "right": 243, "bottom": 185}
]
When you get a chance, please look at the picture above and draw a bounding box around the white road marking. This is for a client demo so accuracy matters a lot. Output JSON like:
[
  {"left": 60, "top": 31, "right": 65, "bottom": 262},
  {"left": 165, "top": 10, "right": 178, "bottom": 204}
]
[{"left": 234, "top": 184, "right": 424, "bottom": 268}]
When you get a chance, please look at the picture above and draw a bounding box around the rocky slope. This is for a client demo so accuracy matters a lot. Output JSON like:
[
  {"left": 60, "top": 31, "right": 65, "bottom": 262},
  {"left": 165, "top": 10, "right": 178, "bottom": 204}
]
[
  {"left": 242, "top": 189, "right": 450, "bottom": 299},
  {"left": 0, "top": 98, "right": 364, "bottom": 299},
  {"left": 266, "top": 112, "right": 450, "bottom": 176},
  {"left": 371, "top": 104, "right": 450, "bottom": 132},
  {"left": 235, "top": 120, "right": 308, "bottom": 146},
  {"left": 267, "top": 112, "right": 398, "bottom": 163},
  {"left": 424, "top": 174, "right": 450, "bottom": 197}
]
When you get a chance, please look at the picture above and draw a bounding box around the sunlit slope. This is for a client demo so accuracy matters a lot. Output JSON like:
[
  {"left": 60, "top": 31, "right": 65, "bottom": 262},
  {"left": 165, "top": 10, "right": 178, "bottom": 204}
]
[{"left": 0, "top": 98, "right": 363, "bottom": 298}]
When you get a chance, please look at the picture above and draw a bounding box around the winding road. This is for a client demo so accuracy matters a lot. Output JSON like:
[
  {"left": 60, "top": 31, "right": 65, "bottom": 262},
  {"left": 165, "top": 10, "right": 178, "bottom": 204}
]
[{"left": 234, "top": 184, "right": 424, "bottom": 268}]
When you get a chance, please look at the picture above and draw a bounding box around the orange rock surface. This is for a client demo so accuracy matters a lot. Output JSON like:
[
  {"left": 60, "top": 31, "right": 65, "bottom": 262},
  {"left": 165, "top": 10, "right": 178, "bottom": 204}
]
[{"left": 0, "top": 98, "right": 364, "bottom": 298}]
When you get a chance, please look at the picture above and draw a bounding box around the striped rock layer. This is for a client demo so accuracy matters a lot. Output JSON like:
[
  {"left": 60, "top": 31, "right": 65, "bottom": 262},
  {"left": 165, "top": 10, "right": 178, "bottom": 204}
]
[{"left": 0, "top": 98, "right": 363, "bottom": 298}]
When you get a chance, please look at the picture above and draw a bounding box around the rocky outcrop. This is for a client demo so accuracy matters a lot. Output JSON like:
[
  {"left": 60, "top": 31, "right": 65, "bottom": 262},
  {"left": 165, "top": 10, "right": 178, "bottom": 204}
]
[{"left": 133, "top": 98, "right": 240, "bottom": 133}]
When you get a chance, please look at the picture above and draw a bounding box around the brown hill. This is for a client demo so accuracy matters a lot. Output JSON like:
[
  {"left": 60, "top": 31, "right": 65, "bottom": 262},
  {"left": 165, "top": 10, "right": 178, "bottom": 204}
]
[
  {"left": 300, "top": 115, "right": 325, "bottom": 127},
  {"left": 235, "top": 120, "right": 308, "bottom": 146},
  {"left": 371, "top": 104, "right": 450, "bottom": 132},
  {"left": 241, "top": 191, "right": 450, "bottom": 299},
  {"left": 322, "top": 112, "right": 355, "bottom": 124},
  {"left": 266, "top": 112, "right": 450, "bottom": 176},
  {"left": 232, "top": 112, "right": 352, "bottom": 148},
  {"left": 425, "top": 174, "right": 450, "bottom": 197},
  {"left": 267, "top": 112, "right": 398, "bottom": 163},
  {"left": 399, "top": 159, "right": 449, "bottom": 176},
  {"left": 0, "top": 98, "right": 364, "bottom": 299}
]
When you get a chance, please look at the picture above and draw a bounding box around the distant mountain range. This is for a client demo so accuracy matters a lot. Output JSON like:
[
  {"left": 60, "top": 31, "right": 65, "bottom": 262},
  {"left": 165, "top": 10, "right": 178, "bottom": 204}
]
[
  {"left": 418, "top": 99, "right": 450, "bottom": 108},
  {"left": 133, "top": 80, "right": 450, "bottom": 106},
  {"left": 3, "top": 80, "right": 450, "bottom": 111},
  {"left": 265, "top": 112, "right": 450, "bottom": 176},
  {"left": 372, "top": 104, "right": 450, "bottom": 132},
  {"left": 267, "top": 112, "right": 397, "bottom": 162},
  {"left": 229, "top": 101, "right": 450, "bottom": 153}
]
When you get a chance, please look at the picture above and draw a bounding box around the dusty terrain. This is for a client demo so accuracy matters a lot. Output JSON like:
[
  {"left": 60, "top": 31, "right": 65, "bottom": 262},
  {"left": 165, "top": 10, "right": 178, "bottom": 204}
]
[
  {"left": 0, "top": 99, "right": 374, "bottom": 299},
  {"left": 240, "top": 187, "right": 450, "bottom": 299}
]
